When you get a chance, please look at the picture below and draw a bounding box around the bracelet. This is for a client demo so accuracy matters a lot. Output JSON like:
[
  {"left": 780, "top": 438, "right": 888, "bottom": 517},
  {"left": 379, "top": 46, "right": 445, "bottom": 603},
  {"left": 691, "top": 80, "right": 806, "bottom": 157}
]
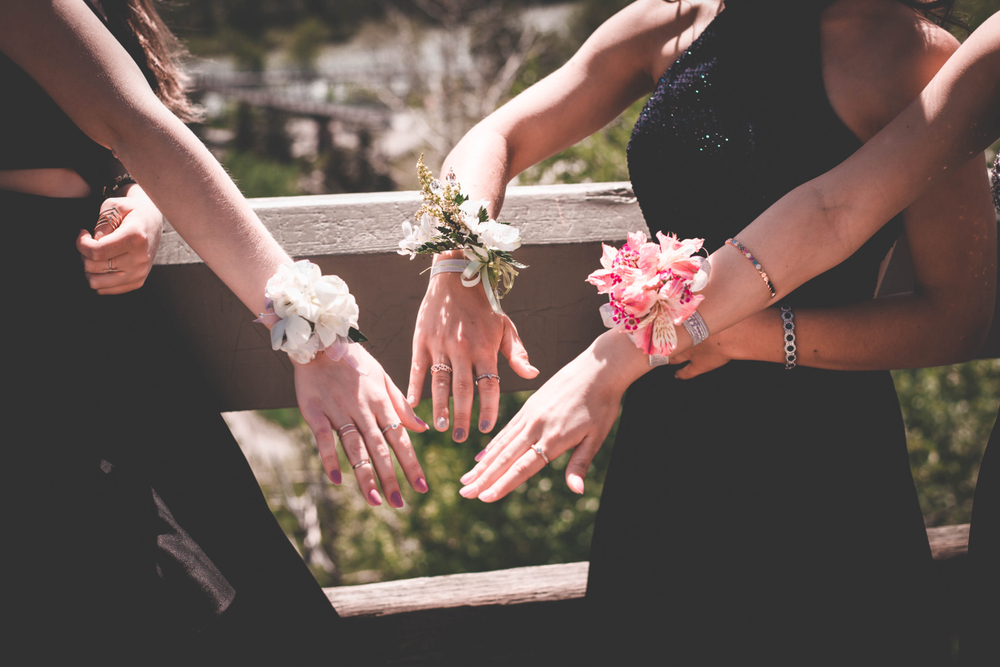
[
  {"left": 429, "top": 259, "right": 468, "bottom": 278},
  {"left": 103, "top": 173, "right": 136, "bottom": 199},
  {"left": 780, "top": 305, "right": 796, "bottom": 370},
  {"left": 682, "top": 311, "right": 710, "bottom": 347},
  {"left": 726, "top": 238, "right": 776, "bottom": 298}
]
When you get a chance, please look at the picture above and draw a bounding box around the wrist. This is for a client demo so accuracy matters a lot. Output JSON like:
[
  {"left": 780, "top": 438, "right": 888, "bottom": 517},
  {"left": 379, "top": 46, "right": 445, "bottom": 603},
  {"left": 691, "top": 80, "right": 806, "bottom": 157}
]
[
  {"left": 432, "top": 249, "right": 465, "bottom": 263},
  {"left": 592, "top": 327, "right": 655, "bottom": 394}
]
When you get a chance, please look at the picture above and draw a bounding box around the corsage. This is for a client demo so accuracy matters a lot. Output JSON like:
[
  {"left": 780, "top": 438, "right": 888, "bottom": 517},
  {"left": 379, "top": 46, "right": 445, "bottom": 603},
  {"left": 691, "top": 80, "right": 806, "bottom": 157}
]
[
  {"left": 587, "top": 231, "right": 711, "bottom": 363},
  {"left": 254, "top": 260, "right": 368, "bottom": 371},
  {"left": 397, "top": 155, "right": 526, "bottom": 315}
]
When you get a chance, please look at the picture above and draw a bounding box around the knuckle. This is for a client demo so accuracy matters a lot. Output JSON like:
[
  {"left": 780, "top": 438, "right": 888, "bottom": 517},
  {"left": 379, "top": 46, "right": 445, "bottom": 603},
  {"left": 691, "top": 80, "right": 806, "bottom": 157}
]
[{"left": 454, "top": 380, "right": 473, "bottom": 395}]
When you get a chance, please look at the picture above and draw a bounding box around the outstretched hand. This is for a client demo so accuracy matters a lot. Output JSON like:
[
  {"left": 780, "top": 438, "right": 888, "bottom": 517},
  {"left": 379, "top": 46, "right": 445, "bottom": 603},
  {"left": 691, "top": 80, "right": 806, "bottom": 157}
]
[
  {"left": 294, "top": 345, "right": 429, "bottom": 508},
  {"left": 76, "top": 191, "right": 162, "bottom": 295},
  {"left": 457, "top": 329, "right": 646, "bottom": 502},
  {"left": 407, "top": 269, "right": 538, "bottom": 443}
]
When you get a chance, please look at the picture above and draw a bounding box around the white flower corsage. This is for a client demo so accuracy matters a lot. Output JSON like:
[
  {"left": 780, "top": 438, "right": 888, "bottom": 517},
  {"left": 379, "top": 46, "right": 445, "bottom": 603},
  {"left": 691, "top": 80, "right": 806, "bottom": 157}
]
[
  {"left": 254, "top": 260, "right": 368, "bottom": 371},
  {"left": 397, "top": 155, "right": 526, "bottom": 315}
]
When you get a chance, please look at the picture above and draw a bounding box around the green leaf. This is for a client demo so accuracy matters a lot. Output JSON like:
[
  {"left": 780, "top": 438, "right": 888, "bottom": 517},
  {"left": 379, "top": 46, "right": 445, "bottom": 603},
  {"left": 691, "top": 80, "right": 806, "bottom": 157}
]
[{"left": 348, "top": 327, "right": 368, "bottom": 343}]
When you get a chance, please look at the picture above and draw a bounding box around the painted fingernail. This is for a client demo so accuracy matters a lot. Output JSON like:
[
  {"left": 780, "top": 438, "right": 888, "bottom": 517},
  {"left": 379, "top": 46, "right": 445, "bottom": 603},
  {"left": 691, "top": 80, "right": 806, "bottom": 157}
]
[
  {"left": 368, "top": 489, "right": 383, "bottom": 506},
  {"left": 454, "top": 428, "right": 465, "bottom": 441},
  {"left": 329, "top": 469, "right": 342, "bottom": 485},
  {"left": 390, "top": 491, "right": 404, "bottom": 508},
  {"left": 407, "top": 394, "right": 416, "bottom": 406},
  {"left": 474, "top": 449, "right": 486, "bottom": 462},
  {"left": 415, "top": 416, "right": 428, "bottom": 429},
  {"left": 415, "top": 476, "right": 429, "bottom": 493},
  {"left": 459, "top": 485, "right": 476, "bottom": 498},
  {"left": 480, "top": 419, "right": 491, "bottom": 432},
  {"left": 480, "top": 490, "right": 497, "bottom": 502},
  {"left": 436, "top": 416, "right": 448, "bottom": 431},
  {"left": 460, "top": 471, "right": 476, "bottom": 485}
]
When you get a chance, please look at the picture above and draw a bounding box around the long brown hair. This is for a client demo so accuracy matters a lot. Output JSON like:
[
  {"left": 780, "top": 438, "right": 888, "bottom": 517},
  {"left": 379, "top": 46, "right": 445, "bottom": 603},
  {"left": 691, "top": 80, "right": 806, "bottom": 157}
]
[{"left": 100, "top": 0, "right": 201, "bottom": 122}]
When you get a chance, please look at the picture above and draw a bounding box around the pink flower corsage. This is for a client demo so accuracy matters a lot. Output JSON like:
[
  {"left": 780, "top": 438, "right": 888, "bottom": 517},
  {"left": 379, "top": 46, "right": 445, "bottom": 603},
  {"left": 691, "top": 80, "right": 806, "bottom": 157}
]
[{"left": 587, "top": 231, "right": 710, "bottom": 357}]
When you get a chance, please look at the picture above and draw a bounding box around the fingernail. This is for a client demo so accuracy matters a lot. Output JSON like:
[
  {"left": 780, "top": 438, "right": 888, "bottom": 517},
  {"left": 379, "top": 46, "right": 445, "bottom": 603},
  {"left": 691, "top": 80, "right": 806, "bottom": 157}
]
[
  {"left": 407, "top": 395, "right": 416, "bottom": 406},
  {"left": 474, "top": 448, "right": 486, "bottom": 462},
  {"left": 415, "top": 476, "right": 429, "bottom": 493},
  {"left": 390, "top": 491, "right": 404, "bottom": 508},
  {"left": 460, "top": 471, "right": 476, "bottom": 485},
  {"left": 415, "top": 416, "right": 428, "bottom": 429},
  {"left": 479, "top": 419, "right": 491, "bottom": 432},
  {"left": 436, "top": 416, "right": 448, "bottom": 431},
  {"left": 454, "top": 428, "right": 465, "bottom": 441},
  {"left": 368, "top": 489, "right": 383, "bottom": 506},
  {"left": 480, "top": 490, "right": 496, "bottom": 502},
  {"left": 459, "top": 485, "right": 476, "bottom": 498},
  {"left": 567, "top": 474, "right": 585, "bottom": 495},
  {"left": 329, "top": 469, "right": 342, "bottom": 485}
]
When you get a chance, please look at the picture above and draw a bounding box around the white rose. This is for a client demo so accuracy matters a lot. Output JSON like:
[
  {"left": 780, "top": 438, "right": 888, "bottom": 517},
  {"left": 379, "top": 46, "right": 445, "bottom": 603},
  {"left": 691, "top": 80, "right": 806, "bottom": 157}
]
[{"left": 476, "top": 220, "right": 521, "bottom": 252}]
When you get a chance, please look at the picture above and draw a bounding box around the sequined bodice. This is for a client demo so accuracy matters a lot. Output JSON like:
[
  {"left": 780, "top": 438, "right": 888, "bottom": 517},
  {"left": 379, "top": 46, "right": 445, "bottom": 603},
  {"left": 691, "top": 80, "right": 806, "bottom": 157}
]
[{"left": 627, "top": 2, "right": 901, "bottom": 308}]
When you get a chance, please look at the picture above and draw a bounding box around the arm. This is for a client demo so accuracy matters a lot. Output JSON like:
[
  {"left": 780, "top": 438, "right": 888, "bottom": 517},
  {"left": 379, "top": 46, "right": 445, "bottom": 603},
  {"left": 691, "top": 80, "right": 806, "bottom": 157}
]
[
  {"left": 0, "top": 0, "right": 428, "bottom": 506},
  {"left": 460, "top": 5, "right": 1000, "bottom": 501},
  {"left": 407, "top": 0, "right": 719, "bottom": 441}
]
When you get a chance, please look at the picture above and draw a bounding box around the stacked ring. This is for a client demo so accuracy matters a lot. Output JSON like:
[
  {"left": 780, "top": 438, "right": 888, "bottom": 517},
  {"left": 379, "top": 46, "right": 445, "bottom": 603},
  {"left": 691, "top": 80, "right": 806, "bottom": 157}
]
[
  {"left": 338, "top": 423, "right": 358, "bottom": 437},
  {"left": 430, "top": 363, "right": 453, "bottom": 374}
]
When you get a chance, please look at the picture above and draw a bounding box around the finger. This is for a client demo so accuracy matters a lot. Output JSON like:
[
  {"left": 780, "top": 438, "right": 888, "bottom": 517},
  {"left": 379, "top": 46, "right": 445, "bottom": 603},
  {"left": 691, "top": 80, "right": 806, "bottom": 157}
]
[
  {"left": 668, "top": 349, "right": 689, "bottom": 365},
  {"left": 674, "top": 361, "right": 700, "bottom": 380},
  {"left": 82, "top": 251, "right": 139, "bottom": 275},
  {"left": 474, "top": 366, "right": 501, "bottom": 433},
  {"left": 407, "top": 347, "right": 431, "bottom": 407},
  {"left": 299, "top": 404, "right": 342, "bottom": 485},
  {"left": 356, "top": 413, "right": 403, "bottom": 508},
  {"left": 338, "top": 425, "right": 383, "bottom": 507},
  {"left": 95, "top": 279, "right": 145, "bottom": 296},
  {"left": 460, "top": 412, "right": 525, "bottom": 485},
  {"left": 565, "top": 433, "right": 602, "bottom": 495},
  {"left": 478, "top": 443, "right": 549, "bottom": 503},
  {"left": 499, "top": 317, "right": 539, "bottom": 379},
  {"left": 76, "top": 225, "right": 137, "bottom": 262},
  {"left": 84, "top": 270, "right": 139, "bottom": 292},
  {"left": 385, "top": 373, "right": 428, "bottom": 432},
  {"left": 430, "top": 362, "right": 452, "bottom": 432},
  {"left": 380, "top": 417, "right": 428, "bottom": 494},
  {"left": 451, "top": 359, "right": 474, "bottom": 442},
  {"left": 459, "top": 423, "right": 533, "bottom": 497}
]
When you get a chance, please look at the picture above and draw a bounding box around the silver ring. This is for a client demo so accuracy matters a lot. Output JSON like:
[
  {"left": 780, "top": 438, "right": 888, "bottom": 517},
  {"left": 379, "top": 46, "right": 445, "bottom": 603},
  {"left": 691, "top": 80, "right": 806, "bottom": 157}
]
[
  {"left": 430, "top": 363, "right": 453, "bottom": 374},
  {"left": 475, "top": 373, "right": 500, "bottom": 384},
  {"left": 353, "top": 460, "right": 371, "bottom": 470},
  {"left": 531, "top": 445, "right": 550, "bottom": 465},
  {"left": 381, "top": 422, "right": 399, "bottom": 434},
  {"left": 103, "top": 256, "right": 119, "bottom": 274},
  {"left": 338, "top": 423, "right": 358, "bottom": 437}
]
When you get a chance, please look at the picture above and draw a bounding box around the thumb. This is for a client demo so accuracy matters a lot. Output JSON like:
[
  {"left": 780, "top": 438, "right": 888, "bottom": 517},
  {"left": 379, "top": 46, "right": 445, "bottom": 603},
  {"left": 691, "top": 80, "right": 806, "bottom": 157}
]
[
  {"left": 565, "top": 434, "right": 601, "bottom": 495},
  {"left": 500, "top": 317, "right": 538, "bottom": 379}
]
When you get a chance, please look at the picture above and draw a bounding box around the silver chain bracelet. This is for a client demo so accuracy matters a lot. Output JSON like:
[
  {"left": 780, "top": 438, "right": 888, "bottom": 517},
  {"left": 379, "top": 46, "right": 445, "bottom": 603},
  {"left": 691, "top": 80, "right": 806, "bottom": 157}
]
[{"left": 780, "top": 305, "right": 796, "bottom": 370}]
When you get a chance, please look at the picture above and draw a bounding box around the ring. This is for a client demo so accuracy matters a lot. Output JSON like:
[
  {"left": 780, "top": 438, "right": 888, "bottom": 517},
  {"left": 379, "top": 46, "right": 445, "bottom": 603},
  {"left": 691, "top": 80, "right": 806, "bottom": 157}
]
[
  {"left": 475, "top": 373, "right": 500, "bottom": 384},
  {"left": 103, "top": 256, "right": 119, "bottom": 274},
  {"left": 381, "top": 422, "right": 400, "bottom": 434},
  {"left": 430, "top": 363, "right": 453, "bottom": 374},
  {"left": 353, "top": 460, "right": 371, "bottom": 470},
  {"left": 94, "top": 206, "right": 123, "bottom": 236},
  {"left": 531, "top": 445, "right": 550, "bottom": 465},
  {"left": 338, "top": 423, "right": 358, "bottom": 437}
]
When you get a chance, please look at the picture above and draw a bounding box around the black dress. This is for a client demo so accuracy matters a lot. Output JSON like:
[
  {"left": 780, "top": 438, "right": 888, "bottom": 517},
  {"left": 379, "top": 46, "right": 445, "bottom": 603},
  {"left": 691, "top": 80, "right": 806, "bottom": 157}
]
[
  {"left": 2, "top": 8, "right": 339, "bottom": 662},
  {"left": 585, "top": 3, "right": 946, "bottom": 663}
]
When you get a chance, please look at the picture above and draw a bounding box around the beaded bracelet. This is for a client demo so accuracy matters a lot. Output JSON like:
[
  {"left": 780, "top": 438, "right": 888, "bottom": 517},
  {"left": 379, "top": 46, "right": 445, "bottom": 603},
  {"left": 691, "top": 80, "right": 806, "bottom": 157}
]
[
  {"left": 726, "top": 238, "right": 776, "bottom": 298},
  {"left": 103, "top": 173, "right": 137, "bottom": 199},
  {"left": 780, "top": 305, "right": 797, "bottom": 370}
]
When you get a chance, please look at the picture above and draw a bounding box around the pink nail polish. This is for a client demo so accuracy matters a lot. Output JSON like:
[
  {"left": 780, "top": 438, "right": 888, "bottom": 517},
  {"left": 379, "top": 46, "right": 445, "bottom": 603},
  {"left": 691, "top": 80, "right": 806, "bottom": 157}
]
[
  {"left": 460, "top": 471, "right": 476, "bottom": 485},
  {"left": 415, "top": 416, "right": 428, "bottom": 429},
  {"left": 459, "top": 485, "right": 476, "bottom": 498},
  {"left": 474, "top": 449, "right": 486, "bottom": 462},
  {"left": 415, "top": 476, "right": 429, "bottom": 493},
  {"left": 390, "top": 491, "right": 404, "bottom": 508},
  {"left": 480, "top": 490, "right": 496, "bottom": 502},
  {"left": 368, "top": 489, "right": 383, "bottom": 506}
]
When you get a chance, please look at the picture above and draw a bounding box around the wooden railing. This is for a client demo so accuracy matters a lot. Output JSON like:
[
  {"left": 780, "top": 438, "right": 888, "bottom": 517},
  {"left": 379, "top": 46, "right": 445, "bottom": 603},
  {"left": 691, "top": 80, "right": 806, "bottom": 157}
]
[{"left": 151, "top": 183, "right": 987, "bottom": 662}]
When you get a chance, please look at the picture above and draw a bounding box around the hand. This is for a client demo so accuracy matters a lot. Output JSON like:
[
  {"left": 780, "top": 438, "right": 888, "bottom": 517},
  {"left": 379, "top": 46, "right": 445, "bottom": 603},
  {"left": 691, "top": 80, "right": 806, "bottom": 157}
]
[
  {"left": 76, "top": 192, "right": 162, "bottom": 295},
  {"left": 669, "top": 336, "right": 735, "bottom": 380},
  {"left": 294, "top": 345, "right": 430, "bottom": 508},
  {"left": 406, "top": 265, "right": 538, "bottom": 443},
  {"left": 457, "top": 330, "right": 645, "bottom": 502}
]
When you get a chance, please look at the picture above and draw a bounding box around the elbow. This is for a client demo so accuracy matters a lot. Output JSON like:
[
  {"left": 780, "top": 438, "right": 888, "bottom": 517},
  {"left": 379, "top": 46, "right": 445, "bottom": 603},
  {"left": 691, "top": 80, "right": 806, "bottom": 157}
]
[{"left": 936, "top": 289, "right": 996, "bottom": 365}]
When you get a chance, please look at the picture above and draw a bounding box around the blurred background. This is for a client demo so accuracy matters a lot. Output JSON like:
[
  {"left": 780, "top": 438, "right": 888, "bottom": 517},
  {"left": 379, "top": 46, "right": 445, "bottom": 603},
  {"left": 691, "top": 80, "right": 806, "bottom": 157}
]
[{"left": 158, "top": 0, "right": 999, "bottom": 587}]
